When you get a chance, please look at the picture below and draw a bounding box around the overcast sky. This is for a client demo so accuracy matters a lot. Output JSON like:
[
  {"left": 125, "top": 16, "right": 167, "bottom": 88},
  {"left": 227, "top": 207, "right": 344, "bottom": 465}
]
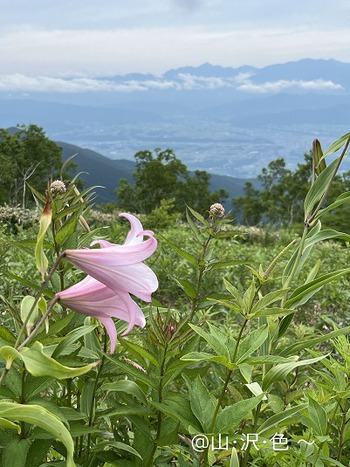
[{"left": 1, "top": 0, "right": 350, "bottom": 77}]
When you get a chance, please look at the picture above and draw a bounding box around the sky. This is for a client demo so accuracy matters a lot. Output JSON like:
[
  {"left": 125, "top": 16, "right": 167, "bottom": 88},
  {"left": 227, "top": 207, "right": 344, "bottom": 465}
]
[{"left": 1, "top": 0, "right": 350, "bottom": 78}]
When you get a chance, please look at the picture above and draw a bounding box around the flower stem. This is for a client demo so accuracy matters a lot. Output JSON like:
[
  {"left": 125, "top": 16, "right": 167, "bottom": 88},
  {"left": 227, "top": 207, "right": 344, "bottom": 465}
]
[
  {"left": 85, "top": 333, "right": 107, "bottom": 466},
  {"left": 17, "top": 296, "right": 59, "bottom": 350},
  {"left": 189, "top": 234, "right": 212, "bottom": 321},
  {"left": 14, "top": 251, "right": 66, "bottom": 349}
]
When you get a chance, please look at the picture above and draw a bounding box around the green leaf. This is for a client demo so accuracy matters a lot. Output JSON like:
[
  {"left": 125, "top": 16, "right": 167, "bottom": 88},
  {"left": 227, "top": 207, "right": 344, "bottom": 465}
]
[
  {"left": 20, "top": 296, "right": 40, "bottom": 336},
  {"left": 35, "top": 196, "right": 52, "bottom": 279},
  {"left": 323, "top": 132, "right": 350, "bottom": 156},
  {"left": 121, "top": 339, "right": 159, "bottom": 367},
  {"left": 163, "top": 238, "right": 198, "bottom": 267},
  {"left": 0, "top": 324, "right": 15, "bottom": 345},
  {"left": 279, "top": 325, "right": 350, "bottom": 357},
  {"left": 230, "top": 447, "right": 240, "bottom": 467},
  {"left": 55, "top": 207, "right": 84, "bottom": 247},
  {"left": 181, "top": 351, "right": 231, "bottom": 368},
  {"left": 104, "top": 354, "right": 156, "bottom": 389},
  {"left": 207, "top": 260, "right": 245, "bottom": 271},
  {"left": 19, "top": 341, "right": 99, "bottom": 379},
  {"left": 215, "top": 395, "right": 263, "bottom": 433},
  {"left": 308, "top": 396, "right": 327, "bottom": 436},
  {"left": 92, "top": 441, "right": 142, "bottom": 459},
  {"left": 189, "top": 324, "right": 230, "bottom": 359},
  {"left": 2, "top": 439, "right": 30, "bottom": 467},
  {"left": 257, "top": 403, "right": 308, "bottom": 435},
  {"left": 223, "top": 278, "right": 243, "bottom": 304},
  {"left": 101, "top": 380, "right": 147, "bottom": 405},
  {"left": 236, "top": 326, "right": 268, "bottom": 364},
  {"left": 245, "top": 382, "right": 265, "bottom": 398},
  {"left": 313, "top": 138, "right": 326, "bottom": 174},
  {"left": 304, "top": 228, "right": 350, "bottom": 248},
  {"left": 152, "top": 396, "right": 202, "bottom": 434},
  {"left": 185, "top": 375, "right": 216, "bottom": 432},
  {"left": 186, "top": 208, "right": 205, "bottom": 241},
  {"left": 0, "top": 401, "right": 76, "bottom": 467},
  {"left": 25, "top": 439, "right": 54, "bottom": 467},
  {"left": 252, "top": 307, "right": 295, "bottom": 318},
  {"left": 304, "top": 157, "right": 340, "bottom": 218},
  {"left": 250, "top": 289, "right": 289, "bottom": 316},
  {"left": 187, "top": 205, "right": 210, "bottom": 227},
  {"left": 0, "top": 346, "right": 21, "bottom": 370},
  {"left": 174, "top": 278, "right": 198, "bottom": 300},
  {"left": 315, "top": 191, "right": 350, "bottom": 219},
  {"left": 262, "top": 355, "right": 326, "bottom": 391},
  {"left": 285, "top": 268, "right": 350, "bottom": 308},
  {"left": 242, "top": 279, "right": 256, "bottom": 315},
  {"left": 0, "top": 416, "right": 21, "bottom": 433},
  {"left": 51, "top": 324, "right": 97, "bottom": 359}
]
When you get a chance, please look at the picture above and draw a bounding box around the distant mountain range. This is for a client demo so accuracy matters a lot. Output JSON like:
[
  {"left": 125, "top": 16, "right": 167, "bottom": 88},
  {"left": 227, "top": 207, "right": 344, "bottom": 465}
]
[{"left": 1, "top": 58, "right": 350, "bottom": 178}]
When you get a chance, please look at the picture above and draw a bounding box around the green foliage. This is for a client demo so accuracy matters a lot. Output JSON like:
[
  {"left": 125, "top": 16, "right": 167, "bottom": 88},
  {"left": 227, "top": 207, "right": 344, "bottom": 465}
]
[
  {"left": 0, "top": 125, "right": 63, "bottom": 208},
  {"left": 234, "top": 149, "right": 350, "bottom": 231},
  {"left": 116, "top": 148, "right": 228, "bottom": 216},
  {"left": 0, "top": 132, "right": 350, "bottom": 466}
]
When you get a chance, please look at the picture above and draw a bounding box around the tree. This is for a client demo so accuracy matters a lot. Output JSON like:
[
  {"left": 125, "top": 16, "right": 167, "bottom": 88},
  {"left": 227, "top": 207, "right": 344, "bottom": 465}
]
[
  {"left": 116, "top": 148, "right": 228, "bottom": 215},
  {"left": 233, "top": 181, "right": 263, "bottom": 225},
  {"left": 233, "top": 152, "right": 350, "bottom": 231},
  {"left": 0, "top": 125, "right": 63, "bottom": 207}
]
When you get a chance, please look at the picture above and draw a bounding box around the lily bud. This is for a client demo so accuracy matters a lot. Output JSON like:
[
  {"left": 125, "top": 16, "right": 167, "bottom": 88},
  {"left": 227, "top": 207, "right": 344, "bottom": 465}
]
[{"left": 35, "top": 194, "right": 52, "bottom": 280}]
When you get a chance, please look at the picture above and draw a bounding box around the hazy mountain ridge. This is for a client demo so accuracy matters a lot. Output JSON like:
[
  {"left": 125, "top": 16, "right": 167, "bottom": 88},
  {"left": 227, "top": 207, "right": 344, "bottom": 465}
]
[
  {"left": 58, "top": 141, "right": 252, "bottom": 204},
  {"left": 1, "top": 59, "right": 350, "bottom": 178}
]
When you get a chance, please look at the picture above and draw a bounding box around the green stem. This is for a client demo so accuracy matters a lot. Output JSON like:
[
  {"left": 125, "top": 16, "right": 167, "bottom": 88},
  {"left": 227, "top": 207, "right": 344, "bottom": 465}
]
[
  {"left": 189, "top": 234, "right": 212, "bottom": 320},
  {"left": 282, "top": 225, "right": 308, "bottom": 295},
  {"left": 17, "top": 296, "right": 59, "bottom": 350},
  {"left": 146, "top": 342, "right": 168, "bottom": 467},
  {"left": 14, "top": 251, "right": 66, "bottom": 349},
  {"left": 336, "top": 402, "right": 347, "bottom": 462},
  {"left": 241, "top": 402, "right": 262, "bottom": 467},
  {"left": 199, "top": 319, "right": 249, "bottom": 466},
  {"left": 85, "top": 335, "right": 107, "bottom": 466}
]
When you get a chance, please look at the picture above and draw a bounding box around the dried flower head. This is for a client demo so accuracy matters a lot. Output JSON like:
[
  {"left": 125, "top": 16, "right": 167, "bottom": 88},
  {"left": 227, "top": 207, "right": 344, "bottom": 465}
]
[
  {"left": 50, "top": 180, "right": 66, "bottom": 196},
  {"left": 209, "top": 203, "right": 225, "bottom": 218}
]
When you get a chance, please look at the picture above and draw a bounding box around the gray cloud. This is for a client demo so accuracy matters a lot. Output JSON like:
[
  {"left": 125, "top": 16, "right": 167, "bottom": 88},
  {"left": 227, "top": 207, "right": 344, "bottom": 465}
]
[
  {"left": 237, "top": 77, "right": 344, "bottom": 93},
  {"left": 0, "top": 72, "right": 344, "bottom": 94}
]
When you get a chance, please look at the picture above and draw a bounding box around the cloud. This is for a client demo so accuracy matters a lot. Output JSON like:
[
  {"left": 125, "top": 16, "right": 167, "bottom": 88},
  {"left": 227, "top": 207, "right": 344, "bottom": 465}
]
[
  {"left": 0, "top": 72, "right": 344, "bottom": 94},
  {"left": 0, "top": 74, "right": 178, "bottom": 93},
  {"left": 237, "top": 77, "right": 344, "bottom": 93},
  {"left": 177, "top": 73, "right": 231, "bottom": 89}
]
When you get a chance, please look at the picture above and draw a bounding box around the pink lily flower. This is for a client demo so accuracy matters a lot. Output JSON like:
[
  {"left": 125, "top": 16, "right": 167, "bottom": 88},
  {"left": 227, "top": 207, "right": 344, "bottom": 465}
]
[
  {"left": 56, "top": 275, "right": 146, "bottom": 353},
  {"left": 64, "top": 213, "right": 158, "bottom": 302},
  {"left": 59, "top": 213, "right": 158, "bottom": 352}
]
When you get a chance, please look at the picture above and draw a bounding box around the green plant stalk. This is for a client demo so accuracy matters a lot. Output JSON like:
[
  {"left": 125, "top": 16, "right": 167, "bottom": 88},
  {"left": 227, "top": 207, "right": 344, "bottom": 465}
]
[
  {"left": 84, "top": 334, "right": 107, "bottom": 467},
  {"left": 200, "top": 318, "right": 249, "bottom": 466},
  {"left": 336, "top": 401, "right": 347, "bottom": 462},
  {"left": 17, "top": 295, "right": 59, "bottom": 350},
  {"left": 189, "top": 234, "right": 212, "bottom": 320},
  {"left": 51, "top": 219, "right": 65, "bottom": 291},
  {"left": 14, "top": 251, "right": 66, "bottom": 349},
  {"left": 146, "top": 341, "right": 168, "bottom": 467},
  {"left": 241, "top": 402, "right": 262, "bottom": 467},
  {"left": 282, "top": 224, "right": 308, "bottom": 296}
]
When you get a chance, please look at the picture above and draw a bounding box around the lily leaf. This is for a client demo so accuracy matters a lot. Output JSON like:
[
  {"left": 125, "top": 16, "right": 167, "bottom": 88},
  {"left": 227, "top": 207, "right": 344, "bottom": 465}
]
[{"left": 19, "top": 341, "right": 99, "bottom": 379}]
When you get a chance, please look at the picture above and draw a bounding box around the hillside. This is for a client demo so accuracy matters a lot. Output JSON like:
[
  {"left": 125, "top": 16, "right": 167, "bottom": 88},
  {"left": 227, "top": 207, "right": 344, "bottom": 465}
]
[{"left": 58, "top": 141, "right": 253, "bottom": 205}]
